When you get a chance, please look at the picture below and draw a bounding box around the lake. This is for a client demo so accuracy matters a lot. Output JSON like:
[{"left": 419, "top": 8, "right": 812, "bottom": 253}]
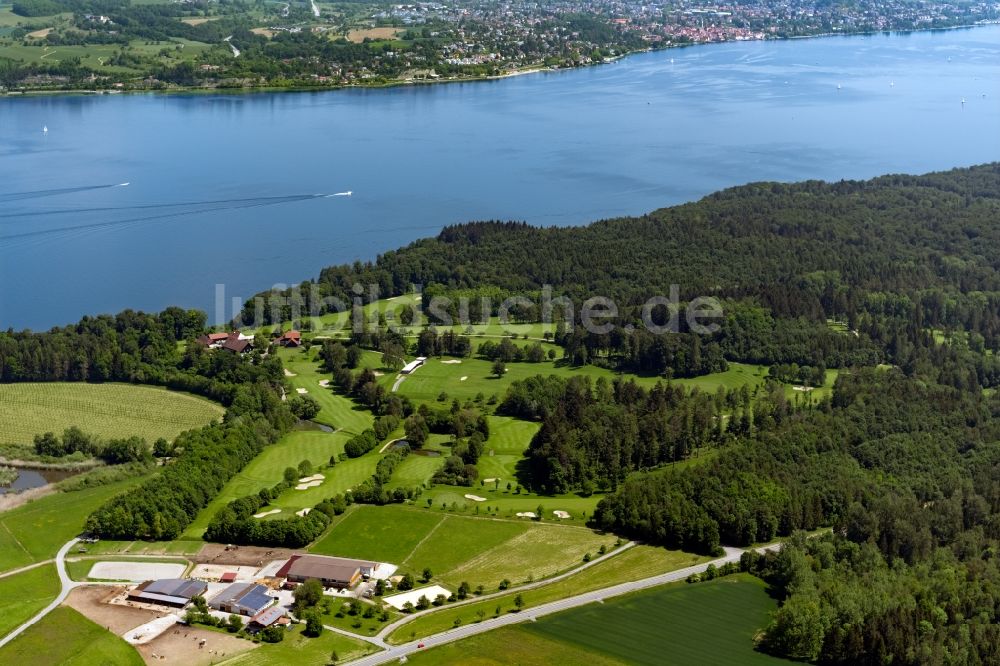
[{"left": 1, "top": 26, "right": 998, "bottom": 330}]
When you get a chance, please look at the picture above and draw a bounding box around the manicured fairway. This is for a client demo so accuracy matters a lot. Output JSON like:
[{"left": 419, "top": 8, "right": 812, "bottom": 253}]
[
  {"left": 0, "top": 382, "right": 223, "bottom": 446},
  {"left": 278, "top": 347, "right": 374, "bottom": 434},
  {"left": 387, "top": 453, "right": 445, "bottom": 489},
  {"left": 522, "top": 574, "right": 788, "bottom": 665},
  {"left": 0, "top": 564, "right": 60, "bottom": 639},
  {"left": 182, "top": 429, "right": 367, "bottom": 538},
  {"left": 227, "top": 622, "right": 378, "bottom": 665},
  {"left": 0, "top": 475, "right": 150, "bottom": 573},
  {"left": 0, "top": 606, "right": 143, "bottom": 665}
]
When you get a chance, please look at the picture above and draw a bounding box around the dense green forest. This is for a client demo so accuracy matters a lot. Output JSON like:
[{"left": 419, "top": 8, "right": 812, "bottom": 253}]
[
  {"left": 5, "top": 165, "right": 1000, "bottom": 662},
  {"left": 243, "top": 163, "right": 1000, "bottom": 663},
  {"left": 248, "top": 164, "right": 1000, "bottom": 386}
]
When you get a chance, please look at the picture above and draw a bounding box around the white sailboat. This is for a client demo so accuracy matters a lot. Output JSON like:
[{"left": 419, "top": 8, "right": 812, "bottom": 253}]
[{"left": 42, "top": 125, "right": 48, "bottom": 134}]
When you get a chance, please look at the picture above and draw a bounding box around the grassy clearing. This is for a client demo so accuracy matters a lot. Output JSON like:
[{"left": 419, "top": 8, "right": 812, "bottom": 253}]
[
  {"left": 80, "top": 539, "right": 203, "bottom": 556},
  {"left": 0, "top": 382, "right": 223, "bottom": 447},
  {"left": 310, "top": 504, "right": 445, "bottom": 564},
  {"left": 403, "top": 517, "right": 528, "bottom": 587},
  {"left": 183, "top": 429, "right": 369, "bottom": 538},
  {"left": 226, "top": 623, "right": 378, "bottom": 665},
  {"left": 319, "top": 598, "right": 401, "bottom": 637},
  {"left": 0, "top": 474, "right": 149, "bottom": 573},
  {"left": 0, "top": 564, "right": 60, "bottom": 640},
  {"left": 0, "top": 37, "right": 211, "bottom": 70},
  {"left": 0, "top": 606, "right": 143, "bottom": 665},
  {"left": 387, "top": 544, "right": 711, "bottom": 643},
  {"left": 314, "top": 504, "right": 613, "bottom": 591},
  {"left": 403, "top": 625, "right": 623, "bottom": 666},
  {"left": 523, "top": 574, "right": 787, "bottom": 665}
]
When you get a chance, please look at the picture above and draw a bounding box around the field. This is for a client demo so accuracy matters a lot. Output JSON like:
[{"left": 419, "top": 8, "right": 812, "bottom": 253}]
[
  {"left": 346, "top": 27, "right": 403, "bottom": 42},
  {"left": 0, "top": 474, "right": 150, "bottom": 573},
  {"left": 312, "top": 504, "right": 615, "bottom": 590},
  {"left": 225, "top": 623, "right": 378, "bottom": 665},
  {"left": 182, "top": 429, "right": 375, "bottom": 538},
  {"left": 403, "top": 625, "right": 623, "bottom": 666},
  {"left": 0, "top": 564, "right": 60, "bottom": 640},
  {"left": 523, "top": 574, "right": 787, "bottom": 665},
  {"left": 387, "top": 544, "right": 711, "bottom": 643},
  {"left": 0, "top": 37, "right": 211, "bottom": 73},
  {"left": 0, "top": 382, "right": 223, "bottom": 447},
  {"left": 405, "top": 575, "right": 787, "bottom": 665},
  {"left": 0, "top": 606, "right": 143, "bottom": 665}
]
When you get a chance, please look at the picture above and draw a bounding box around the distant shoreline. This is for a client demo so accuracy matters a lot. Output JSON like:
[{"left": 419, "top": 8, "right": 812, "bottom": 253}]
[{"left": 1, "top": 22, "right": 994, "bottom": 100}]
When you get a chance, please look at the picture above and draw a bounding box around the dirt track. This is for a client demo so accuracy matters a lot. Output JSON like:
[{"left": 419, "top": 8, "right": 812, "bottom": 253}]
[{"left": 194, "top": 543, "right": 296, "bottom": 566}]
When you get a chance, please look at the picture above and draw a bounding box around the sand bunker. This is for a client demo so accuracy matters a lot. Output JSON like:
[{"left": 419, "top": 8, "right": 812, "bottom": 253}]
[
  {"left": 253, "top": 509, "right": 281, "bottom": 518},
  {"left": 318, "top": 379, "right": 331, "bottom": 388},
  {"left": 553, "top": 510, "right": 571, "bottom": 519},
  {"left": 460, "top": 376, "right": 468, "bottom": 381},
  {"left": 793, "top": 385, "right": 816, "bottom": 392},
  {"left": 284, "top": 368, "right": 296, "bottom": 377},
  {"left": 464, "top": 494, "right": 486, "bottom": 502},
  {"left": 516, "top": 511, "right": 538, "bottom": 519},
  {"left": 298, "top": 474, "right": 325, "bottom": 483},
  {"left": 295, "top": 508, "right": 312, "bottom": 517},
  {"left": 483, "top": 477, "right": 498, "bottom": 483},
  {"left": 295, "top": 480, "right": 323, "bottom": 490},
  {"left": 296, "top": 387, "right": 308, "bottom": 394},
  {"left": 441, "top": 359, "right": 462, "bottom": 364}
]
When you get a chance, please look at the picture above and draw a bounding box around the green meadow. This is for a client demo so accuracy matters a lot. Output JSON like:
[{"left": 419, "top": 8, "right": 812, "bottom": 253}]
[
  {"left": 387, "top": 544, "right": 712, "bottom": 643},
  {"left": 311, "top": 504, "right": 614, "bottom": 590},
  {"left": 226, "top": 621, "right": 378, "bottom": 665},
  {"left": 0, "top": 564, "right": 60, "bottom": 640},
  {"left": 0, "top": 606, "right": 143, "bottom": 665},
  {"left": 522, "top": 574, "right": 788, "bottom": 665},
  {"left": 404, "top": 574, "right": 787, "bottom": 665},
  {"left": 0, "top": 475, "right": 150, "bottom": 573},
  {"left": 0, "top": 382, "right": 223, "bottom": 447}
]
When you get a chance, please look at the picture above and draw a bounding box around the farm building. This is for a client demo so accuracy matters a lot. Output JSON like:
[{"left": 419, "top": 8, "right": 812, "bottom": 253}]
[
  {"left": 128, "top": 579, "right": 208, "bottom": 608},
  {"left": 277, "top": 554, "right": 376, "bottom": 589},
  {"left": 209, "top": 582, "right": 275, "bottom": 616},
  {"left": 196, "top": 332, "right": 230, "bottom": 348},
  {"left": 222, "top": 331, "right": 254, "bottom": 354},
  {"left": 275, "top": 330, "right": 302, "bottom": 347},
  {"left": 400, "top": 357, "right": 427, "bottom": 374},
  {"left": 248, "top": 606, "right": 289, "bottom": 633}
]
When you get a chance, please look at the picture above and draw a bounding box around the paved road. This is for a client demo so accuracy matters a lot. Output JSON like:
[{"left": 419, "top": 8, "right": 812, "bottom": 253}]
[
  {"left": 0, "top": 537, "right": 79, "bottom": 649},
  {"left": 345, "top": 543, "right": 780, "bottom": 666}
]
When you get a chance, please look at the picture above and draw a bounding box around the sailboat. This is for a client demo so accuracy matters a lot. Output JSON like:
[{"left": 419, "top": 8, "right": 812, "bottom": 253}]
[
  {"left": 837, "top": 83, "right": 842, "bottom": 90},
  {"left": 42, "top": 125, "right": 48, "bottom": 134}
]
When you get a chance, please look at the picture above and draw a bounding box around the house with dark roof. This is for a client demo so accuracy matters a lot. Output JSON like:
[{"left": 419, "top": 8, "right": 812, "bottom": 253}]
[
  {"left": 277, "top": 554, "right": 375, "bottom": 589},
  {"left": 222, "top": 331, "right": 254, "bottom": 354},
  {"left": 209, "top": 583, "right": 274, "bottom": 616},
  {"left": 128, "top": 579, "right": 208, "bottom": 608}
]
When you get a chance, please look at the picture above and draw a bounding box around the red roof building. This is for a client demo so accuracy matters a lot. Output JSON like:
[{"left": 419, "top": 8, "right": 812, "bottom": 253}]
[{"left": 275, "top": 330, "right": 302, "bottom": 347}]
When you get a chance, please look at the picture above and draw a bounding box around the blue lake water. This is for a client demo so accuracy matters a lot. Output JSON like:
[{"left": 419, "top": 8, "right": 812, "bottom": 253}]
[{"left": 1, "top": 26, "right": 998, "bottom": 330}]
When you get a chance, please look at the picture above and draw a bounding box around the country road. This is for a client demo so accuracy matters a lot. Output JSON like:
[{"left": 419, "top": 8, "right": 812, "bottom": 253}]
[{"left": 343, "top": 543, "right": 782, "bottom": 665}]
